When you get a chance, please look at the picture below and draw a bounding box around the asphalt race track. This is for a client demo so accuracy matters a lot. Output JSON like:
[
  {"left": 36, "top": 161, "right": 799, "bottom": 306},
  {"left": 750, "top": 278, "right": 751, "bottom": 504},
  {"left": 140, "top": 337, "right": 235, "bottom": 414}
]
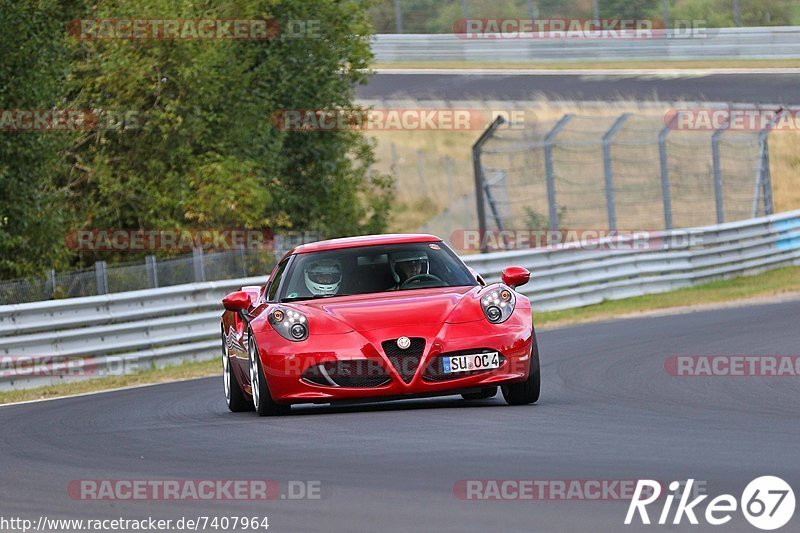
[
  {"left": 360, "top": 71, "right": 800, "bottom": 104},
  {"left": 1, "top": 299, "right": 798, "bottom": 532}
]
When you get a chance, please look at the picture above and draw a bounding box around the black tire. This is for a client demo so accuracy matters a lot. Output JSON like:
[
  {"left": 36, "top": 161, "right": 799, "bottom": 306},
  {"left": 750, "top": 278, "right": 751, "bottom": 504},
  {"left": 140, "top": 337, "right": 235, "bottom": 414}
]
[
  {"left": 461, "top": 386, "right": 497, "bottom": 400},
  {"left": 248, "top": 333, "right": 290, "bottom": 416},
  {"left": 223, "top": 332, "right": 252, "bottom": 412},
  {"left": 502, "top": 336, "right": 541, "bottom": 406}
]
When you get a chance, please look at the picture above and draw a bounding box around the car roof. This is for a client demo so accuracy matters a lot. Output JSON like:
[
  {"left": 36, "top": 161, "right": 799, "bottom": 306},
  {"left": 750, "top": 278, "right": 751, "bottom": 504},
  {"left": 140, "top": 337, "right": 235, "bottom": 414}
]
[{"left": 291, "top": 234, "right": 441, "bottom": 255}]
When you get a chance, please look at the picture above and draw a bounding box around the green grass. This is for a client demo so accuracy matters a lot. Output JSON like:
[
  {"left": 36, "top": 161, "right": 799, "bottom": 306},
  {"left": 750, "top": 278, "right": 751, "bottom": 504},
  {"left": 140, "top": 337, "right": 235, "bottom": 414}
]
[
  {"left": 0, "top": 358, "right": 219, "bottom": 406},
  {"left": 535, "top": 265, "right": 800, "bottom": 328},
  {"left": 1, "top": 266, "right": 798, "bottom": 405}
]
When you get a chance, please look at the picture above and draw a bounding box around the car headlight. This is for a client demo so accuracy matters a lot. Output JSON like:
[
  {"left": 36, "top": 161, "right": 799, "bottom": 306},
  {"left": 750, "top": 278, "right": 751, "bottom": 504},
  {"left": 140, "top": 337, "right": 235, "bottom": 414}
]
[
  {"left": 481, "top": 286, "right": 516, "bottom": 324},
  {"left": 268, "top": 306, "right": 308, "bottom": 341}
]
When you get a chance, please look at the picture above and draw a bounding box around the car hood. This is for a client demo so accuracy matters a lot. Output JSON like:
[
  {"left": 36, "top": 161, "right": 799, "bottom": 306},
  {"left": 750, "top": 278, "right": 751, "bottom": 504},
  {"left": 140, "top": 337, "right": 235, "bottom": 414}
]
[{"left": 299, "top": 286, "right": 483, "bottom": 332}]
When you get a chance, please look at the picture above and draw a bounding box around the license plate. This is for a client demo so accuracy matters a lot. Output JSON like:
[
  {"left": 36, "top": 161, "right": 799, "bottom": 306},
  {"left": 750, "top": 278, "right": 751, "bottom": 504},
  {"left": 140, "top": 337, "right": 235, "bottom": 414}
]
[{"left": 442, "top": 352, "right": 500, "bottom": 374}]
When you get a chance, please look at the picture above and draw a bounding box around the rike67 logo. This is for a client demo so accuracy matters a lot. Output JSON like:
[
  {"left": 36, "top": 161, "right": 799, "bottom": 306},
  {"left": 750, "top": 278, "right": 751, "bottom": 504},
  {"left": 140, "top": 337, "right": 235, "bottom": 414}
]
[{"left": 626, "top": 477, "right": 795, "bottom": 530}]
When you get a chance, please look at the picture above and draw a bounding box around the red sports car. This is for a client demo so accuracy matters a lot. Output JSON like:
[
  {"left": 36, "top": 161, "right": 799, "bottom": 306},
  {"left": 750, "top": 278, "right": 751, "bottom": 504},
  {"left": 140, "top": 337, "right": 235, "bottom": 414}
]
[{"left": 220, "top": 234, "right": 540, "bottom": 416}]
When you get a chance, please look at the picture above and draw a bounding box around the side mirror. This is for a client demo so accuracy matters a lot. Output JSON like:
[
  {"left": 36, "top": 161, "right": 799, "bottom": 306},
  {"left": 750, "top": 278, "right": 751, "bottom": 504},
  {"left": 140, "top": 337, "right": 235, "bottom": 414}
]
[
  {"left": 501, "top": 266, "right": 530, "bottom": 289},
  {"left": 222, "top": 291, "right": 252, "bottom": 312}
]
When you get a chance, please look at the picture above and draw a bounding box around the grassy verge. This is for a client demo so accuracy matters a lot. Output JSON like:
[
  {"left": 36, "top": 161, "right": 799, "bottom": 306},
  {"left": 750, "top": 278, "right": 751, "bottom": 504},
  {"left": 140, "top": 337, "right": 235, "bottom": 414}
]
[
  {"left": 0, "top": 358, "right": 218, "bottom": 406},
  {"left": 374, "top": 59, "right": 800, "bottom": 70},
  {"left": 535, "top": 265, "right": 800, "bottom": 328},
  {"left": 1, "top": 266, "right": 798, "bottom": 405}
]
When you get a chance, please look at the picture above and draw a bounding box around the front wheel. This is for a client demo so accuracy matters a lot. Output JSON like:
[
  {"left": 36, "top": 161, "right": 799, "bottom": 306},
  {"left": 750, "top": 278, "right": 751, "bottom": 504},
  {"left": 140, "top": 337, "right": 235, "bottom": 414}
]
[
  {"left": 248, "top": 334, "right": 290, "bottom": 416},
  {"left": 502, "top": 339, "right": 541, "bottom": 406},
  {"left": 223, "top": 332, "right": 251, "bottom": 412}
]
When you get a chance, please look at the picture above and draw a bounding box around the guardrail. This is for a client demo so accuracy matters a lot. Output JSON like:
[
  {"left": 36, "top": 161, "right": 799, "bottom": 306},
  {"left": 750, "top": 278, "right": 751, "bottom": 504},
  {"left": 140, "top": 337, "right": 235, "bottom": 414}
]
[
  {"left": 1, "top": 210, "right": 799, "bottom": 390},
  {"left": 372, "top": 27, "right": 800, "bottom": 62}
]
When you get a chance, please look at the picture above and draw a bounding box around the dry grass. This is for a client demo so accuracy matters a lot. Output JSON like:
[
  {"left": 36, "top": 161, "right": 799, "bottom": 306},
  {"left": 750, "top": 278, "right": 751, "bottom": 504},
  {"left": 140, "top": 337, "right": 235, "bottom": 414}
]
[{"left": 769, "top": 131, "right": 800, "bottom": 213}]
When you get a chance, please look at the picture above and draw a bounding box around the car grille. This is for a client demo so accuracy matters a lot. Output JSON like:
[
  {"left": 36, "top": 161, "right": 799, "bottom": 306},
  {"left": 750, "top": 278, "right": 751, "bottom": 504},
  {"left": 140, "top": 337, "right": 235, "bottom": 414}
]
[
  {"left": 302, "top": 360, "right": 391, "bottom": 388},
  {"left": 381, "top": 338, "right": 426, "bottom": 384},
  {"left": 423, "top": 350, "right": 506, "bottom": 382}
]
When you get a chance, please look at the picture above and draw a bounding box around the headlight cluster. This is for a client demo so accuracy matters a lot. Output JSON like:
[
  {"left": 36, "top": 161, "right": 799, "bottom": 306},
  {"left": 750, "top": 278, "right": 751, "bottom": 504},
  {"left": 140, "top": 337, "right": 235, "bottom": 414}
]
[
  {"left": 268, "top": 306, "right": 308, "bottom": 341},
  {"left": 481, "top": 286, "right": 516, "bottom": 324}
]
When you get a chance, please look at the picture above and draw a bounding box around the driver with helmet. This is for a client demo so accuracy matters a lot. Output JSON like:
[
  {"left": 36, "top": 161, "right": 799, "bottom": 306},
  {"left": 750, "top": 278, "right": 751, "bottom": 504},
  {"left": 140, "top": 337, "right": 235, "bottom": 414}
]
[
  {"left": 304, "top": 260, "right": 342, "bottom": 296},
  {"left": 389, "top": 250, "right": 429, "bottom": 289}
]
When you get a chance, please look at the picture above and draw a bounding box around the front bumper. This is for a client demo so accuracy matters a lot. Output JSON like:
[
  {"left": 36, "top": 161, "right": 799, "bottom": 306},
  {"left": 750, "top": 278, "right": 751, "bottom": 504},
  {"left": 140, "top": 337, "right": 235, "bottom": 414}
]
[{"left": 257, "top": 319, "right": 533, "bottom": 404}]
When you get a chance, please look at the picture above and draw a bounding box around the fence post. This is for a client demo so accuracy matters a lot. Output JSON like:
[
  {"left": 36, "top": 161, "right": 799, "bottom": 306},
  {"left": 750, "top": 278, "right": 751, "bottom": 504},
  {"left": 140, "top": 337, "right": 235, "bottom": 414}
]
[
  {"left": 602, "top": 113, "right": 631, "bottom": 231},
  {"left": 544, "top": 114, "right": 573, "bottom": 231},
  {"left": 658, "top": 115, "right": 676, "bottom": 230},
  {"left": 472, "top": 116, "right": 506, "bottom": 253},
  {"left": 754, "top": 110, "right": 784, "bottom": 217},
  {"left": 47, "top": 269, "right": 56, "bottom": 299},
  {"left": 393, "top": 0, "right": 403, "bottom": 33},
  {"left": 95, "top": 261, "right": 108, "bottom": 295},
  {"left": 527, "top": 0, "right": 538, "bottom": 18},
  {"left": 192, "top": 248, "right": 206, "bottom": 282},
  {"left": 711, "top": 126, "right": 727, "bottom": 224},
  {"left": 239, "top": 247, "right": 248, "bottom": 278},
  {"left": 146, "top": 255, "right": 159, "bottom": 288}
]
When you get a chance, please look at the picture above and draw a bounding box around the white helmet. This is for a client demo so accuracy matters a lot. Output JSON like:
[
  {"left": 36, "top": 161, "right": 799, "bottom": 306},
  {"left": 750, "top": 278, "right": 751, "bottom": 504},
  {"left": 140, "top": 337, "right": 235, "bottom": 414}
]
[
  {"left": 304, "top": 260, "right": 342, "bottom": 296},
  {"left": 390, "top": 250, "right": 429, "bottom": 283}
]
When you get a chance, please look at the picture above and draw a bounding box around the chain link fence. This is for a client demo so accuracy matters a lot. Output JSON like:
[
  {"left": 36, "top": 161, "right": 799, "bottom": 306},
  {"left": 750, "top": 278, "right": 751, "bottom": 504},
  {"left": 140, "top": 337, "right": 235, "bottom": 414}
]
[
  {"left": 0, "top": 234, "right": 318, "bottom": 305},
  {"left": 415, "top": 108, "right": 778, "bottom": 251}
]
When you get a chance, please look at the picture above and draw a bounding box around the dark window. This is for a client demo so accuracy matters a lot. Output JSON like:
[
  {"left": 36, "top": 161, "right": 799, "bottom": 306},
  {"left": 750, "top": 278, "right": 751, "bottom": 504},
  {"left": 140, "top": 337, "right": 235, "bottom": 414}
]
[{"left": 279, "top": 242, "right": 477, "bottom": 302}]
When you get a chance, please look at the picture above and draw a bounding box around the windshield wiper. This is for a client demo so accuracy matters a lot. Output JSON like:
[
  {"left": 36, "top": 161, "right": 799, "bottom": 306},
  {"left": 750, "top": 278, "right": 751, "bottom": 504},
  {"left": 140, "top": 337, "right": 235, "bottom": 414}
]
[{"left": 280, "top": 294, "right": 349, "bottom": 303}]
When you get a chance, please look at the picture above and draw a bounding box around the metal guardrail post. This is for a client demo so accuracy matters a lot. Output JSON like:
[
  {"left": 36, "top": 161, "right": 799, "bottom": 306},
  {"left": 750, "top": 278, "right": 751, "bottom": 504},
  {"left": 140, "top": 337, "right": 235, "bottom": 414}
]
[
  {"left": 602, "top": 113, "right": 631, "bottom": 231},
  {"left": 146, "top": 255, "right": 159, "bottom": 288},
  {"left": 658, "top": 115, "right": 677, "bottom": 230},
  {"left": 192, "top": 248, "right": 206, "bottom": 282},
  {"left": 472, "top": 115, "right": 506, "bottom": 253},
  {"left": 544, "top": 114, "right": 573, "bottom": 231},
  {"left": 711, "top": 126, "right": 727, "bottom": 224},
  {"left": 95, "top": 261, "right": 108, "bottom": 295}
]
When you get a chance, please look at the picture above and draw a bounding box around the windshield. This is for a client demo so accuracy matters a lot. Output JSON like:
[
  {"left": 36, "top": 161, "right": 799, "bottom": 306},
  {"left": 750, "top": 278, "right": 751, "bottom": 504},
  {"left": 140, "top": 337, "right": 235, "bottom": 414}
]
[{"left": 279, "top": 242, "right": 477, "bottom": 301}]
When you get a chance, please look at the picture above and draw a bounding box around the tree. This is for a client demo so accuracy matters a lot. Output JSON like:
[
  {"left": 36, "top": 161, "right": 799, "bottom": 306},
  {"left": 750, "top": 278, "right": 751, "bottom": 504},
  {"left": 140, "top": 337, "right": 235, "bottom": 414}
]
[
  {"left": 0, "top": 0, "right": 76, "bottom": 278},
  {"left": 61, "top": 0, "right": 390, "bottom": 267}
]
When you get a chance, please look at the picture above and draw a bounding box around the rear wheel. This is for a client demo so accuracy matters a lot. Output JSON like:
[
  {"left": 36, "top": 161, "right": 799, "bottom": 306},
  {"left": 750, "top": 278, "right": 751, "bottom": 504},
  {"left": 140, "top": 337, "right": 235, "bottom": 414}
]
[
  {"left": 223, "top": 332, "right": 251, "bottom": 412},
  {"left": 248, "top": 333, "right": 290, "bottom": 416},
  {"left": 502, "top": 339, "right": 541, "bottom": 406},
  {"left": 461, "top": 386, "right": 497, "bottom": 401}
]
